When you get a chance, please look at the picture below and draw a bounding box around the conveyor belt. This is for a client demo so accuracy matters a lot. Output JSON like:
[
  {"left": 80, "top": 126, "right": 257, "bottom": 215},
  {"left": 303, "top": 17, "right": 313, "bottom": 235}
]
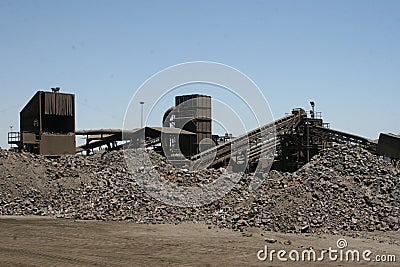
[
  {"left": 190, "top": 111, "right": 379, "bottom": 171},
  {"left": 312, "top": 126, "right": 377, "bottom": 152},
  {"left": 191, "top": 112, "right": 303, "bottom": 169}
]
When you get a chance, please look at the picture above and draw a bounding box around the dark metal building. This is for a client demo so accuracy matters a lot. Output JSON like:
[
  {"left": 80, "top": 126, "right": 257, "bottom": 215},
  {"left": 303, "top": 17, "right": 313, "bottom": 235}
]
[
  {"left": 174, "top": 94, "right": 212, "bottom": 155},
  {"left": 377, "top": 133, "right": 400, "bottom": 159},
  {"left": 163, "top": 94, "right": 212, "bottom": 157},
  {"left": 9, "top": 88, "right": 76, "bottom": 155}
]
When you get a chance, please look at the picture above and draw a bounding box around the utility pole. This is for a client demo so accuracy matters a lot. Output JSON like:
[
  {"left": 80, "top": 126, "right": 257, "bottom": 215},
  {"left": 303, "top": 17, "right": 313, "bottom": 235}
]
[{"left": 140, "top": 101, "right": 145, "bottom": 128}]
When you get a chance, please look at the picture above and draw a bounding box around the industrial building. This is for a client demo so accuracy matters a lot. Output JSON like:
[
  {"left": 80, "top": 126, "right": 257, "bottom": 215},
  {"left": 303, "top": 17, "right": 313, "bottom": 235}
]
[
  {"left": 7, "top": 90, "right": 400, "bottom": 171},
  {"left": 377, "top": 133, "right": 400, "bottom": 163},
  {"left": 8, "top": 88, "right": 76, "bottom": 155},
  {"left": 162, "top": 94, "right": 212, "bottom": 157}
]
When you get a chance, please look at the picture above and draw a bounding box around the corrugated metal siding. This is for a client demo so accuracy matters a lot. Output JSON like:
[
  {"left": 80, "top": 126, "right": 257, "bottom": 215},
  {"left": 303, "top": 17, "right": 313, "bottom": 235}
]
[
  {"left": 174, "top": 94, "right": 212, "bottom": 155},
  {"left": 44, "top": 93, "right": 74, "bottom": 116}
]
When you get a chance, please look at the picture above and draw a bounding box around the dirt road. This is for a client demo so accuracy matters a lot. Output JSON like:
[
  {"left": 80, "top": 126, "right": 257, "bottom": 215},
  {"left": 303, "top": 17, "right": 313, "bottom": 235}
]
[{"left": 0, "top": 216, "right": 399, "bottom": 266}]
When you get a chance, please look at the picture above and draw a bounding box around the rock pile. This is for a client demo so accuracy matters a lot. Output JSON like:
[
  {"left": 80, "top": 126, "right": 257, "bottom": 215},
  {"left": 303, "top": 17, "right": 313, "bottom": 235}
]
[
  {"left": 0, "top": 145, "right": 399, "bottom": 235},
  {"left": 255, "top": 145, "right": 400, "bottom": 233}
]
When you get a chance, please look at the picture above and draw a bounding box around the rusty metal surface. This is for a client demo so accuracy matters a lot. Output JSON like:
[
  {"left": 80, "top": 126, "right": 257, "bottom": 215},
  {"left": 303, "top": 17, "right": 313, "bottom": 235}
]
[
  {"left": 39, "top": 134, "right": 76, "bottom": 155},
  {"left": 21, "top": 132, "right": 37, "bottom": 144}
]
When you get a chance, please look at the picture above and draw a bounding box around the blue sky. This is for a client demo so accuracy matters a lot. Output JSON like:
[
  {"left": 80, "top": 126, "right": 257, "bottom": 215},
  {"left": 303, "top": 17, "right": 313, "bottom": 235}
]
[{"left": 0, "top": 0, "right": 399, "bottom": 148}]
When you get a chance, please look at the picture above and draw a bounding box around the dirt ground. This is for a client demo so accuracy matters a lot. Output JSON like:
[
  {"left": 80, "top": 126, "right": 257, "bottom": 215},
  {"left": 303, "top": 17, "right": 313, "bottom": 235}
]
[{"left": 0, "top": 216, "right": 399, "bottom": 267}]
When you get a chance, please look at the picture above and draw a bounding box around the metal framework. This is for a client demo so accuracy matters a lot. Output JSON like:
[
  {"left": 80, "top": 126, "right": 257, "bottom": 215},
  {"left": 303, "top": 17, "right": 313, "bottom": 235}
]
[
  {"left": 189, "top": 108, "right": 378, "bottom": 172},
  {"left": 190, "top": 110, "right": 305, "bottom": 171}
]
